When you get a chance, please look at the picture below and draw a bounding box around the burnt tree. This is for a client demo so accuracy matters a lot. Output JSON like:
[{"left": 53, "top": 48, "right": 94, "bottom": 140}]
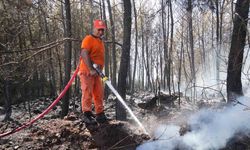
[
  {"left": 116, "top": 0, "right": 132, "bottom": 121},
  {"left": 227, "top": 0, "right": 249, "bottom": 101},
  {"left": 61, "top": 0, "right": 72, "bottom": 117}
]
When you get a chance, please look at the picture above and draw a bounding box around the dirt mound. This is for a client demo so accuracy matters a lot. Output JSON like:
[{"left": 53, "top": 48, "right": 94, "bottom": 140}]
[{"left": 87, "top": 120, "right": 149, "bottom": 149}]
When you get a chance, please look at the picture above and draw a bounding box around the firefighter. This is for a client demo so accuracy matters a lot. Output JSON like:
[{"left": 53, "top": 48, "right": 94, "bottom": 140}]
[{"left": 79, "top": 19, "right": 108, "bottom": 124}]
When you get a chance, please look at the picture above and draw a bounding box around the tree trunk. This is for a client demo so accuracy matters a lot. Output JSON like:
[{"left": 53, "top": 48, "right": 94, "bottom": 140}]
[
  {"left": 141, "top": 17, "right": 145, "bottom": 89},
  {"left": 131, "top": 0, "right": 138, "bottom": 93},
  {"left": 219, "top": 0, "right": 225, "bottom": 44},
  {"left": 57, "top": 47, "right": 63, "bottom": 91},
  {"left": 227, "top": 0, "right": 249, "bottom": 102},
  {"left": 178, "top": 23, "right": 184, "bottom": 109},
  {"left": 215, "top": 0, "right": 226, "bottom": 84},
  {"left": 160, "top": 47, "right": 163, "bottom": 90},
  {"left": 187, "top": 0, "right": 196, "bottom": 102},
  {"left": 3, "top": 80, "right": 12, "bottom": 121},
  {"left": 169, "top": 0, "right": 174, "bottom": 94},
  {"left": 89, "top": 0, "right": 94, "bottom": 31},
  {"left": 201, "top": 19, "right": 206, "bottom": 65},
  {"left": 61, "top": 0, "right": 72, "bottom": 117},
  {"left": 128, "top": 63, "right": 132, "bottom": 91},
  {"left": 166, "top": 2, "right": 171, "bottom": 94},
  {"left": 145, "top": 33, "right": 152, "bottom": 90},
  {"left": 107, "top": 0, "right": 117, "bottom": 88},
  {"left": 215, "top": 0, "right": 220, "bottom": 83},
  {"left": 99, "top": 0, "right": 103, "bottom": 19},
  {"left": 116, "top": 0, "right": 132, "bottom": 121},
  {"left": 102, "top": 0, "right": 110, "bottom": 100},
  {"left": 216, "top": 0, "right": 220, "bottom": 44},
  {"left": 161, "top": 0, "right": 169, "bottom": 91},
  {"left": 43, "top": 9, "right": 56, "bottom": 97}
]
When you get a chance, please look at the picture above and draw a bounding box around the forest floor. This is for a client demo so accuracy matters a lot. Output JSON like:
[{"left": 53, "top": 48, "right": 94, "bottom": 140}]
[{"left": 0, "top": 91, "right": 250, "bottom": 149}]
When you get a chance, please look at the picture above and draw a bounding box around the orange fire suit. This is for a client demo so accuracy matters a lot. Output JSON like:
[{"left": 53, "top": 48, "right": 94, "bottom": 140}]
[{"left": 79, "top": 35, "right": 105, "bottom": 114}]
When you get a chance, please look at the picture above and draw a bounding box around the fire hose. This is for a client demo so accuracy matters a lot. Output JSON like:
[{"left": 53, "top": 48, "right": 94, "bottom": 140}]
[{"left": 0, "top": 65, "right": 79, "bottom": 138}]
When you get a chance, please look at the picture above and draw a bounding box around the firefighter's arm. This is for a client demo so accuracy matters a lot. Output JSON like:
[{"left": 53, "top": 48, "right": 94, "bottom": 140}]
[{"left": 80, "top": 49, "right": 97, "bottom": 76}]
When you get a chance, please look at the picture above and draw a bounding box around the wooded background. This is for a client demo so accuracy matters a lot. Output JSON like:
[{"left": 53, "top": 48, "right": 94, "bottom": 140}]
[{"left": 0, "top": 0, "right": 249, "bottom": 119}]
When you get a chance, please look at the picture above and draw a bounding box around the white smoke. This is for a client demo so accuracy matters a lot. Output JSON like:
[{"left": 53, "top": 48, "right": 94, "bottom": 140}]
[{"left": 137, "top": 96, "right": 250, "bottom": 150}]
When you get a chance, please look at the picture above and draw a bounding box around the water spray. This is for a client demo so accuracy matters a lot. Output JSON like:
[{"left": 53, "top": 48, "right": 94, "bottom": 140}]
[{"left": 93, "top": 64, "right": 149, "bottom": 135}]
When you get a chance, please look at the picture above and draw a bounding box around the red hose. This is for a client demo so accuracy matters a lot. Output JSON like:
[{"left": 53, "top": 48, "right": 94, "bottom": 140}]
[{"left": 0, "top": 65, "right": 79, "bottom": 138}]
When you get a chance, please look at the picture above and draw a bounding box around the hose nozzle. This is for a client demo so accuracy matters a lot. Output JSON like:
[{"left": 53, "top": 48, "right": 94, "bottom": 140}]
[
  {"left": 93, "top": 64, "right": 99, "bottom": 69},
  {"left": 92, "top": 64, "right": 107, "bottom": 79}
]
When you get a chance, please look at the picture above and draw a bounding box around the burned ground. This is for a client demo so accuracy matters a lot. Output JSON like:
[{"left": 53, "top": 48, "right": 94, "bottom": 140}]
[
  {"left": 0, "top": 113, "right": 149, "bottom": 150},
  {"left": 1, "top": 92, "right": 250, "bottom": 150}
]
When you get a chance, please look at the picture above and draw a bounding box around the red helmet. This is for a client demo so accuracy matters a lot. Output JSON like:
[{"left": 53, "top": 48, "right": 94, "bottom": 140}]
[{"left": 93, "top": 19, "right": 106, "bottom": 29}]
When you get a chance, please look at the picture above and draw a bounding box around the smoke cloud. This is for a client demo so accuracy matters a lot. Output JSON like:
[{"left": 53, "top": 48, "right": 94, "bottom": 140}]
[{"left": 137, "top": 96, "right": 250, "bottom": 150}]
